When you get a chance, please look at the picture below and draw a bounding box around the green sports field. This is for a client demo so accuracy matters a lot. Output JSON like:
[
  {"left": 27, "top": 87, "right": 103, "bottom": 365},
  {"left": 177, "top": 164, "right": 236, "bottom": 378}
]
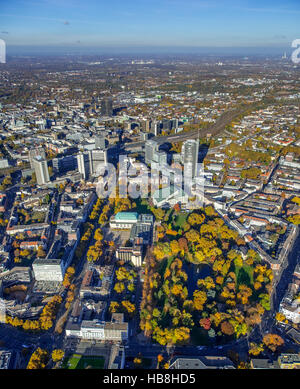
[{"left": 62, "top": 354, "right": 105, "bottom": 369}]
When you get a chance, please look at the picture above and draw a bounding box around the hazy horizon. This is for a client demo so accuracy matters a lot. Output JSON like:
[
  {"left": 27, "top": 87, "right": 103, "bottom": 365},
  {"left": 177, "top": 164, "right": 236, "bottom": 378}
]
[{"left": 4, "top": 44, "right": 294, "bottom": 58}]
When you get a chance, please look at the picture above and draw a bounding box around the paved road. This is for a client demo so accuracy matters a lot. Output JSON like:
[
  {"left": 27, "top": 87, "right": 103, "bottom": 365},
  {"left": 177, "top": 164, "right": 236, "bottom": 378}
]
[{"left": 125, "top": 336, "right": 249, "bottom": 360}]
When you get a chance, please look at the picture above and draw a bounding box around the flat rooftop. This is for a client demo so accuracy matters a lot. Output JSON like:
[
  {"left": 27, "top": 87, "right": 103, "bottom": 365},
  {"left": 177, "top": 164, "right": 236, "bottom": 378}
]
[{"left": 114, "top": 212, "right": 138, "bottom": 221}]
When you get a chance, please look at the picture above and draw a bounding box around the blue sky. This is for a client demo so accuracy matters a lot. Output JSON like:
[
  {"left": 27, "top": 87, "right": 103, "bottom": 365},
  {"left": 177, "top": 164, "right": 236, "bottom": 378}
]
[{"left": 0, "top": 0, "right": 299, "bottom": 49}]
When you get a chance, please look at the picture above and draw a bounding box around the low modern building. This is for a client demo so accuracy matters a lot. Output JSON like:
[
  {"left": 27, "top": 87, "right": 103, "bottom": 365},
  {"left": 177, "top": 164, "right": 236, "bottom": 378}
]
[
  {"left": 32, "top": 239, "right": 77, "bottom": 282},
  {"left": 65, "top": 313, "right": 128, "bottom": 342},
  {"left": 0, "top": 350, "right": 18, "bottom": 369},
  {"left": 280, "top": 300, "right": 300, "bottom": 324},
  {"left": 286, "top": 327, "right": 300, "bottom": 344},
  {"left": 110, "top": 212, "right": 153, "bottom": 232},
  {"left": 0, "top": 159, "right": 9, "bottom": 169},
  {"left": 32, "top": 258, "right": 65, "bottom": 282},
  {"left": 0, "top": 267, "right": 32, "bottom": 287},
  {"left": 250, "top": 358, "right": 280, "bottom": 369},
  {"left": 278, "top": 353, "right": 300, "bottom": 369},
  {"left": 152, "top": 185, "right": 189, "bottom": 208},
  {"left": 79, "top": 265, "right": 115, "bottom": 299},
  {"left": 109, "top": 212, "right": 139, "bottom": 229},
  {"left": 110, "top": 212, "right": 153, "bottom": 266},
  {"left": 116, "top": 245, "right": 143, "bottom": 267},
  {"left": 169, "top": 356, "right": 235, "bottom": 369}
]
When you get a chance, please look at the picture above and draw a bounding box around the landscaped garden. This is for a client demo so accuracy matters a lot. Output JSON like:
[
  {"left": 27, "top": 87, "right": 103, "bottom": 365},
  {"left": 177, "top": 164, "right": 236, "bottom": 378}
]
[{"left": 139, "top": 204, "right": 273, "bottom": 346}]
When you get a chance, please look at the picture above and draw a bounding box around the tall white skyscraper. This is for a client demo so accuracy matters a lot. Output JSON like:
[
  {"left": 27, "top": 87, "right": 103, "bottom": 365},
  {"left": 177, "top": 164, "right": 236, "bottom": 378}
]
[
  {"left": 89, "top": 149, "right": 107, "bottom": 176},
  {"left": 181, "top": 139, "right": 199, "bottom": 178},
  {"left": 33, "top": 156, "right": 50, "bottom": 185},
  {"left": 77, "top": 149, "right": 107, "bottom": 179},
  {"left": 28, "top": 147, "right": 46, "bottom": 169},
  {"left": 145, "top": 140, "right": 158, "bottom": 165},
  {"left": 77, "top": 152, "right": 90, "bottom": 180},
  {"left": 150, "top": 121, "right": 159, "bottom": 136}
]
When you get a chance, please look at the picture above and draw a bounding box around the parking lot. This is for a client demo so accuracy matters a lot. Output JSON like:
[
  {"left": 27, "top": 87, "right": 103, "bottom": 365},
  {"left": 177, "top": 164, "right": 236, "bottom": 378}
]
[{"left": 102, "top": 227, "right": 131, "bottom": 247}]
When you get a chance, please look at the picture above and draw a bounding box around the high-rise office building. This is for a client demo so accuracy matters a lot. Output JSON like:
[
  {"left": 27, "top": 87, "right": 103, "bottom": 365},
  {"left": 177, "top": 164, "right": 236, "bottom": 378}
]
[
  {"left": 171, "top": 118, "right": 179, "bottom": 130},
  {"left": 33, "top": 156, "right": 50, "bottom": 185},
  {"left": 145, "top": 140, "right": 158, "bottom": 165},
  {"left": 140, "top": 132, "right": 149, "bottom": 141},
  {"left": 152, "top": 150, "right": 167, "bottom": 165},
  {"left": 52, "top": 157, "right": 60, "bottom": 173},
  {"left": 141, "top": 119, "right": 151, "bottom": 132},
  {"left": 162, "top": 119, "right": 172, "bottom": 131},
  {"left": 77, "top": 149, "right": 107, "bottom": 179},
  {"left": 150, "top": 121, "right": 159, "bottom": 136},
  {"left": 52, "top": 155, "right": 78, "bottom": 174},
  {"left": 100, "top": 98, "right": 113, "bottom": 116},
  {"left": 89, "top": 149, "right": 107, "bottom": 176},
  {"left": 181, "top": 139, "right": 199, "bottom": 178},
  {"left": 77, "top": 152, "right": 90, "bottom": 180},
  {"left": 28, "top": 147, "right": 46, "bottom": 169}
]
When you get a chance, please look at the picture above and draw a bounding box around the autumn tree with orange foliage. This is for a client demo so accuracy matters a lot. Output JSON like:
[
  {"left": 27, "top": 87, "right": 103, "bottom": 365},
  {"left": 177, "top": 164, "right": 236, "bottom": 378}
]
[
  {"left": 220, "top": 321, "right": 235, "bottom": 336},
  {"left": 199, "top": 317, "right": 211, "bottom": 330},
  {"left": 263, "top": 333, "right": 284, "bottom": 352}
]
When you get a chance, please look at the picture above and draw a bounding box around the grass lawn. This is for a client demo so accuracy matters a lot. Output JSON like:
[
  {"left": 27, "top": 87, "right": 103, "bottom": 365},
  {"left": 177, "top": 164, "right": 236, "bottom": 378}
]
[
  {"left": 173, "top": 212, "right": 187, "bottom": 229},
  {"left": 235, "top": 263, "right": 254, "bottom": 287},
  {"left": 62, "top": 354, "right": 105, "bottom": 369},
  {"left": 61, "top": 354, "right": 81, "bottom": 369}
]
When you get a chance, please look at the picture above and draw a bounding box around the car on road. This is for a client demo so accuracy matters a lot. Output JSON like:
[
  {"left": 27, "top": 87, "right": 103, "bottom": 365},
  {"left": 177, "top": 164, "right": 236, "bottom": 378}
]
[{"left": 60, "top": 290, "right": 67, "bottom": 298}]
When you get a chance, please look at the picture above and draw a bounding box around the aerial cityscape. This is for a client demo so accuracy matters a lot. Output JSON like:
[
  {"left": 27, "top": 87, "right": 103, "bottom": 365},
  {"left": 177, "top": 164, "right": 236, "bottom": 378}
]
[{"left": 0, "top": 0, "right": 300, "bottom": 378}]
